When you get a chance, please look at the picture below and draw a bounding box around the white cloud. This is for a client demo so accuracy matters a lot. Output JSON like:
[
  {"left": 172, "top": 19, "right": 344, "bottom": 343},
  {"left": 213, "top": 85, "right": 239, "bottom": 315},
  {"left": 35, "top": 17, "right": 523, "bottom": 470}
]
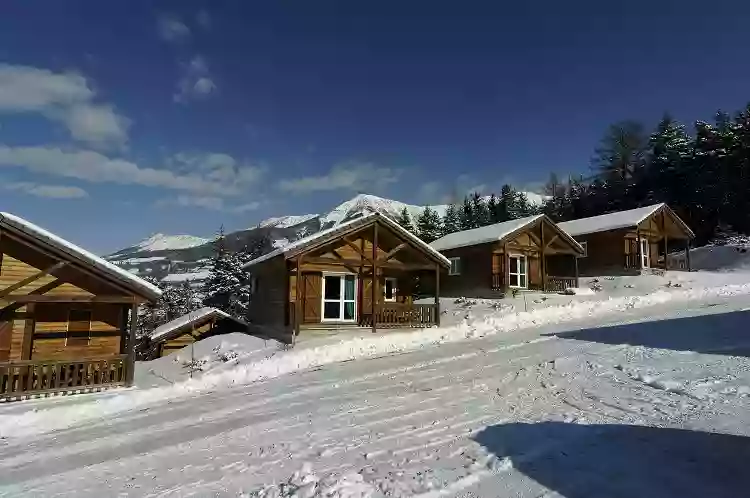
[
  {"left": 157, "top": 195, "right": 262, "bottom": 213},
  {"left": 0, "top": 145, "right": 264, "bottom": 197},
  {"left": 2, "top": 181, "right": 88, "bottom": 199},
  {"left": 278, "top": 161, "right": 401, "bottom": 194},
  {"left": 0, "top": 64, "right": 129, "bottom": 149},
  {"left": 158, "top": 15, "right": 191, "bottom": 43},
  {"left": 174, "top": 56, "right": 216, "bottom": 103},
  {"left": 195, "top": 10, "right": 211, "bottom": 30}
]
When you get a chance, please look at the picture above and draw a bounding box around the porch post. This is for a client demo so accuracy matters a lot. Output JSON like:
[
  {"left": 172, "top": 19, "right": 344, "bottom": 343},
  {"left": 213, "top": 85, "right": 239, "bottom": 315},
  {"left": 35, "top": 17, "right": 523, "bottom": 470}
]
[
  {"left": 434, "top": 263, "right": 440, "bottom": 327},
  {"left": 372, "top": 222, "right": 378, "bottom": 333},
  {"left": 574, "top": 254, "right": 579, "bottom": 288},
  {"left": 295, "top": 256, "right": 301, "bottom": 344},
  {"left": 686, "top": 239, "right": 692, "bottom": 271},
  {"left": 540, "top": 221, "right": 547, "bottom": 291},
  {"left": 636, "top": 229, "right": 642, "bottom": 271},
  {"left": 125, "top": 302, "right": 138, "bottom": 386},
  {"left": 504, "top": 243, "right": 510, "bottom": 291},
  {"left": 664, "top": 234, "right": 669, "bottom": 270}
]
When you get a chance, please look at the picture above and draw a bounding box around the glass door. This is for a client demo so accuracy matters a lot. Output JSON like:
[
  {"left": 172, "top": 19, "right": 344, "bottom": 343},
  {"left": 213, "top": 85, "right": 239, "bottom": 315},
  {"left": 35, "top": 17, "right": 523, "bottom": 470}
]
[
  {"left": 640, "top": 238, "right": 650, "bottom": 268},
  {"left": 322, "top": 274, "right": 357, "bottom": 322},
  {"left": 508, "top": 255, "right": 528, "bottom": 289}
]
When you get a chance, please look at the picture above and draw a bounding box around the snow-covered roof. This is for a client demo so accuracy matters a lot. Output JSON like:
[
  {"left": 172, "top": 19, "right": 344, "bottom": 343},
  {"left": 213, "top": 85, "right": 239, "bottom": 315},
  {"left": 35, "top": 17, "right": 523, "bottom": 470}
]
[
  {"left": 0, "top": 212, "right": 162, "bottom": 300},
  {"left": 150, "top": 307, "right": 246, "bottom": 342},
  {"left": 557, "top": 203, "right": 695, "bottom": 238},
  {"left": 243, "top": 211, "right": 451, "bottom": 269},
  {"left": 430, "top": 214, "right": 560, "bottom": 252}
]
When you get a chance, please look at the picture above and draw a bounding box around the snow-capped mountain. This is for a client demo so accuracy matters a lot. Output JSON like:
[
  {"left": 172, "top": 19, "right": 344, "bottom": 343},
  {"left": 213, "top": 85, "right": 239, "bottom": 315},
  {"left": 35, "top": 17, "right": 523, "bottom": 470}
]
[{"left": 106, "top": 192, "right": 545, "bottom": 285}]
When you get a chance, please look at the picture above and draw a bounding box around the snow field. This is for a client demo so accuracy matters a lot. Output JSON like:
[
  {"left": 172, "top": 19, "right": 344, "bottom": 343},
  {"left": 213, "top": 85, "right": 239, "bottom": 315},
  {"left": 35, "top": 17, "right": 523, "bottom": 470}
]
[{"left": 2, "top": 274, "right": 750, "bottom": 441}]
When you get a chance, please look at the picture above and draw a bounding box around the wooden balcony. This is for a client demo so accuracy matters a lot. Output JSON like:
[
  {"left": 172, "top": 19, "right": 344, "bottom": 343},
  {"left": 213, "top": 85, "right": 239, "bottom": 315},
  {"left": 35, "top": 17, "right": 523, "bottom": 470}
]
[
  {"left": 360, "top": 303, "right": 439, "bottom": 328},
  {"left": 546, "top": 276, "right": 578, "bottom": 293},
  {"left": 0, "top": 355, "right": 127, "bottom": 399},
  {"left": 624, "top": 253, "right": 640, "bottom": 269}
]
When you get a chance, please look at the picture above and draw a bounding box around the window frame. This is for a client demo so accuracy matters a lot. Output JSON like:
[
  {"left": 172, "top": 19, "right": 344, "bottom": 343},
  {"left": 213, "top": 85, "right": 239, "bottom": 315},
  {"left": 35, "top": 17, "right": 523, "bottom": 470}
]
[
  {"left": 448, "top": 257, "right": 461, "bottom": 276},
  {"left": 507, "top": 254, "right": 528, "bottom": 289},
  {"left": 320, "top": 272, "right": 358, "bottom": 323}
]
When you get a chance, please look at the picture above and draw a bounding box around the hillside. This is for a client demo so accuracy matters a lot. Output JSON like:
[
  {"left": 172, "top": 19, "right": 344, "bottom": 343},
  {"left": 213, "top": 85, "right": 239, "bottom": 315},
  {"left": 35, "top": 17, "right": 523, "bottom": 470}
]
[{"left": 106, "top": 192, "right": 545, "bottom": 285}]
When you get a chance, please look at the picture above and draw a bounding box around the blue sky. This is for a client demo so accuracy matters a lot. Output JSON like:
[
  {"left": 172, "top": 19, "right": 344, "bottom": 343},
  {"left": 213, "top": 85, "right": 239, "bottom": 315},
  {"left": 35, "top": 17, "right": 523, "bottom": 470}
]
[{"left": 1, "top": 1, "right": 749, "bottom": 254}]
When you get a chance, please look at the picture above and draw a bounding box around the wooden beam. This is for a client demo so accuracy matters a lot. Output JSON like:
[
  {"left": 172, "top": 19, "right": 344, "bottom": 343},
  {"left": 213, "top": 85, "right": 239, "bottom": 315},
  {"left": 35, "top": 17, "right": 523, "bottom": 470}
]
[
  {"left": 574, "top": 254, "right": 579, "bottom": 287},
  {"left": 21, "top": 303, "right": 35, "bottom": 360},
  {"left": 544, "top": 235, "right": 559, "bottom": 249},
  {"left": 434, "top": 264, "right": 440, "bottom": 327},
  {"left": 0, "top": 279, "right": 64, "bottom": 319},
  {"left": 636, "top": 228, "right": 643, "bottom": 270},
  {"left": 342, "top": 236, "right": 374, "bottom": 264},
  {"left": 0, "top": 261, "right": 67, "bottom": 298},
  {"left": 295, "top": 255, "right": 301, "bottom": 343},
  {"left": 527, "top": 230, "right": 542, "bottom": 248},
  {"left": 376, "top": 242, "right": 408, "bottom": 264},
  {"left": 540, "top": 221, "right": 547, "bottom": 292},
  {"left": 125, "top": 302, "right": 138, "bottom": 386},
  {"left": 686, "top": 239, "right": 692, "bottom": 272},
  {"left": 504, "top": 243, "right": 510, "bottom": 290},
  {"left": 662, "top": 212, "right": 669, "bottom": 270},
  {"left": 3, "top": 294, "right": 137, "bottom": 304},
  {"left": 301, "top": 256, "right": 435, "bottom": 271},
  {"left": 372, "top": 222, "right": 378, "bottom": 334},
  {"left": 0, "top": 229, "right": 142, "bottom": 299}
]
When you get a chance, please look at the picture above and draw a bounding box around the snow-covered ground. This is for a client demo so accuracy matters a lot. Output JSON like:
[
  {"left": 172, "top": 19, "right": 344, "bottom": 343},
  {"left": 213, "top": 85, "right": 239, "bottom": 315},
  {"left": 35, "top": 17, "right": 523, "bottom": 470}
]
[{"left": 1, "top": 270, "right": 750, "bottom": 497}]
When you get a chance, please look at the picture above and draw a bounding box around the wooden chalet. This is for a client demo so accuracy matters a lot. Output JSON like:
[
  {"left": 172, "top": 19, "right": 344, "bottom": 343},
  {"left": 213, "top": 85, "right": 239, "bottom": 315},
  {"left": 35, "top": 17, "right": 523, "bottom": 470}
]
[
  {"left": 0, "top": 212, "right": 161, "bottom": 399},
  {"left": 243, "top": 212, "right": 450, "bottom": 343},
  {"left": 429, "top": 214, "right": 585, "bottom": 297},
  {"left": 146, "top": 307, "right": 248, "bottom": 358},
  {"left": 557, "top": 203, "right": 695, "bottom": 276}
]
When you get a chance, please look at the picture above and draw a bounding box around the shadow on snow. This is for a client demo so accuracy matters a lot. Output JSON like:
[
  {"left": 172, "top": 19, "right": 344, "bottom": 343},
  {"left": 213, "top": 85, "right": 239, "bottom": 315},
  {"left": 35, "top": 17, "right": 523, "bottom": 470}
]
[
  {"left": 474, "top": 421, "right": 750, "bottom": 498},
  {"left": 546, "top": 309, "right": 750, "bottom": 358}
]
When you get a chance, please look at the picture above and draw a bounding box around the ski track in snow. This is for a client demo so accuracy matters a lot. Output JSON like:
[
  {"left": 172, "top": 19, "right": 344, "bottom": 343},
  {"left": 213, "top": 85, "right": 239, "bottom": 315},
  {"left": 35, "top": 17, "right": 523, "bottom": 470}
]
[{"left": 1, "top": 282, "right": 750, "bottom": 496}]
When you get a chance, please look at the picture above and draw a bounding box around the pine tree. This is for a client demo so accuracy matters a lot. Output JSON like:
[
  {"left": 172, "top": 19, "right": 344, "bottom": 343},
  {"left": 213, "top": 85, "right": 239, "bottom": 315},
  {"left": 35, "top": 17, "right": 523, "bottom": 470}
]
[
  {"left": 486, "top": 194, "right": 500, "bottom": 223},
  {"left": 416, "top": 207, "right": 442, "bottom": 243},
  {"left": 441, "top": 203, "right": 461, "bottom": 235},
  {"left": 645, "top": 114, "right": 692, "bottom": 206},
  {"left": 395, "top": 207, "right": 415, "bottom": 233},
  {"left": 203, "top": 226, "right": 252, "bottom": 319},
  {"left": 469, "top": 192, "right": 489, "bottom": 227},
  {"left": 459, "top": 196, "right": 474, "bottom": 230},
  {"left": 496, "top": 185, "right": 513, "bottom": 222}
]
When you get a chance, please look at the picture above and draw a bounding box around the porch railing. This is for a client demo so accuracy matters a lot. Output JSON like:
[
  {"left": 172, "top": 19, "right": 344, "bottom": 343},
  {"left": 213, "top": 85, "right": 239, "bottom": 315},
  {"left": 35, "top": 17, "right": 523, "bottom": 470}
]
[
  {"left": 0, "top": 355, "right": 127, "bottom": 399},
  {"left": 624, "top": 253, "right": 640, "bottom": 269},
  {"left": 491, "top": 273, "right": 503, "bottom": 291},
  {"left": 546, "top": 276, "right": 578, "bottom": 293},
  {"left": 359, "top": 303, "right": 438, "bottom": 328}
]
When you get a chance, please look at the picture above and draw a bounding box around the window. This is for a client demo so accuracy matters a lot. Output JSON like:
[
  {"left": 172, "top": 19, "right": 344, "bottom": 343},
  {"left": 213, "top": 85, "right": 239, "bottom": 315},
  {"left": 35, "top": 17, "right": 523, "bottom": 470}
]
[
  {"left": 448, "top": 257, "right": 461, "bottom": 275},
  {"left": 66, "top": 309, "right": 91, "bottom": 346},
  {"left": 508, "top": 255, "right": 528, "bottom": 289},
  {"left": 578, "top": 241, "right": 588, "bottom": 258},
  {"left": 321, "top": 273, "right": 357, "bottom": 322},
  {"left": 384, "top": 277, "right": 398, "bottom": 301},
  {"left": 640, "top": 238, "right": 650, "bottom": 268}
]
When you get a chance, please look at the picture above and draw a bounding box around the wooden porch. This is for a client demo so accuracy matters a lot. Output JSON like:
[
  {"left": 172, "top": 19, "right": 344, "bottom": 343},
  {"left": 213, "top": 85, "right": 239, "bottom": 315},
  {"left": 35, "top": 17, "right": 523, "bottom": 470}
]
[{"left": 0, "top": 355, "right": 127, "bottom": 399}]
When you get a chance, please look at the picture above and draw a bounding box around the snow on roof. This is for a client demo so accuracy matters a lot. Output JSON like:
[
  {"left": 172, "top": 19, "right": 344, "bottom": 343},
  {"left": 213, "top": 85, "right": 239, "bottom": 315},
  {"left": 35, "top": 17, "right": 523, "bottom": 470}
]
[
  {"left": 0, "top": 212, "right": 162, "bottom": 300},
  {"left": 557, "top": 203, "right": 693, "bottom": 237},
  {"left": 161, "top": 270, "right": 211, "bottom": 283},
  {"left": 429, "top": 214, "right": 546, "bottom": 252},
  {"left": 150, "top": 307, "right": 246, "bottom": 342},
  {"left": 243, "top": 212, "right": 451, "bottom": 269}
]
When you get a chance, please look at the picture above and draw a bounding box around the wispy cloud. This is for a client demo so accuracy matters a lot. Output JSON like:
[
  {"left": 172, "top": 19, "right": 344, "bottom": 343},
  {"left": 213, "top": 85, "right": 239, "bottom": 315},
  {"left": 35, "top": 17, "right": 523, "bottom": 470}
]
[
  {"left": 0, "top": 64, "right": 130, "bottom": 149},
  {"left": 2, "top": 180, "right": 88, "bottom": 199},
  {"left": 0, "top": 145, "right": 264, "bottom": 197},
  {"left": 195, "top": 10, "right": 211, "bottom": 30},
  {"left": 157, "top": 15, "right": 191, "bottom": 43},
  {"left": 278, "top": 161, "right": 401, "bottom": 194},
  {"left": 157, "top": 195, "right": 262, "bottom": 213},
  {"left": 174, "top": 56, "right": 216, "bottom": 103}
]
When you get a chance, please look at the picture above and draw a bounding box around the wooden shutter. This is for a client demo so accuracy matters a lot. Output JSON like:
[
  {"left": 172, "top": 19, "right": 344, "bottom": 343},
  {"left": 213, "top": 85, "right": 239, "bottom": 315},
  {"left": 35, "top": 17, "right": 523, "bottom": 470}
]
[
  {"left": 302, "top": 273, "right": 322, "bottom": 323},
  {"left": 529, "top": 254, "right": 540, "bottom": 288},
  {"left": 0, "top": 321, "right": 11, "bottom": 361}
]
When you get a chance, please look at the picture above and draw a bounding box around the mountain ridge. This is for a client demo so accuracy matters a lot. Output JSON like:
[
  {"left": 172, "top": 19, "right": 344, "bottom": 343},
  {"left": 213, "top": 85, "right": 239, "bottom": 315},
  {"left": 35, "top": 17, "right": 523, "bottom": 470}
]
[{"left": 106, "top": 192, "right": 545, "bottom": 285}]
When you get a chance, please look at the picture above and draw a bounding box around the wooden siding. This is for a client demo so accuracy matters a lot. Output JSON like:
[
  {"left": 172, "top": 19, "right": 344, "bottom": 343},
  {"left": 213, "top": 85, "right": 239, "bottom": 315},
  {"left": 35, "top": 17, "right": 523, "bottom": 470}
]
[
  {"left": 160, "top": 322, "right": 212, "bottom": 356},
  {"left": 573, "top": 206, "right": 692, "bottom": 276},
  {"left": 0, "top": 228, "right": 133, "bottom": 362},
  {"left": 247, "top": 219, "right": 441, "bottom": 341}
]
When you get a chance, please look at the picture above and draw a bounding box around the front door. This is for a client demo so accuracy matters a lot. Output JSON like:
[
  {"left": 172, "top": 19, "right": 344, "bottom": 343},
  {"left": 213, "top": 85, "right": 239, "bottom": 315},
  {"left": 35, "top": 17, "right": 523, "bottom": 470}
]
[
  {"left": 321, "top": 274, "right": 357, "bottom": 322},
  {"left": 640, "top": 238, "right": 650, "bottom": 268},
  {"left": 508, "top": 255, "right": 528, "bottom": 289}
]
